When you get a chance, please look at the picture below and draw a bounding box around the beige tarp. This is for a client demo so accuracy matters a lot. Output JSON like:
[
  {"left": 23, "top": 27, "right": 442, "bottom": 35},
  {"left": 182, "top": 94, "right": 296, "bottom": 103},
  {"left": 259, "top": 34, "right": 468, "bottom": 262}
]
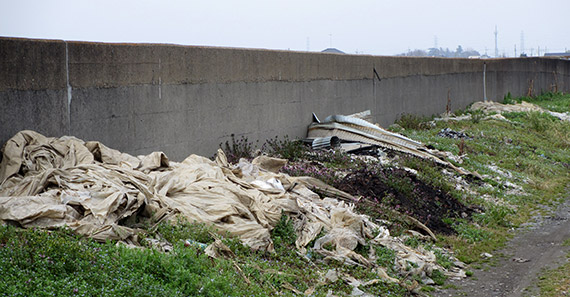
[
  {"left": 0, "top": 130, "right": 297, "bottom": 250},
  {"left": 471, "top": 101, "right": 570, "bottom": 121},
  {"left": 0, "top": 130, "right": 464, "bottom": 281}
]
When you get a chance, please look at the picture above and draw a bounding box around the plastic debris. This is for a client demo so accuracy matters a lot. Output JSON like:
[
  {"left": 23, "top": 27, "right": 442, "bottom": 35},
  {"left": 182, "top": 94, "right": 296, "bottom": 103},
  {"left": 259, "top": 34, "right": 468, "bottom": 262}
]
[
  {"left": 471, "top": 101, "right": 570, "bottom": 121},
  {"left": 308, "top": 111, "right": 479, "bottom": 177},
  {"left": 0, "top": 130, "right": 467, "bottom": 285},
  {"left": 512, "top": 257, "right": 530, "bottom": 263},
  {"left": 437, "top": 128, "right": 473, "bottom": 140},
  {"left": 310, "top": 136, "right": 341, "bottom": 150},
  {"left": 184, "top": 239, "right": 208, "bottom": 250}
]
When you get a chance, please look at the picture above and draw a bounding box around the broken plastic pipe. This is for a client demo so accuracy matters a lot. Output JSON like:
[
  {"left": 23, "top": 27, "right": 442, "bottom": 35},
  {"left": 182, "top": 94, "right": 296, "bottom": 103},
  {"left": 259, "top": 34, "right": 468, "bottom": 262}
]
[{"left": 310, "top": 136, "right": 341, "bottom": 150}]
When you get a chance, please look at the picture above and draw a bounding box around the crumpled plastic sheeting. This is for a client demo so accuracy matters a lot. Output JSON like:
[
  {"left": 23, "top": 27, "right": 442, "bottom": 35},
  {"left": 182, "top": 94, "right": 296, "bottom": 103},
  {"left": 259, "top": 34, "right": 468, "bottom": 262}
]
[
  {"left": 0, "top": 131, "right": 300, "bottom": 251},
  {"left": 471, "top": 101, "right": 570, "bottom": 121},
  {"left": 0, "top": 131, "right": 367, "bottom": 252},
  {"left": 372, "top": 230, "right": 466, "bottom": 280},
  {"left": 0, "top": 130, "right": 465, "bottom": 281}
]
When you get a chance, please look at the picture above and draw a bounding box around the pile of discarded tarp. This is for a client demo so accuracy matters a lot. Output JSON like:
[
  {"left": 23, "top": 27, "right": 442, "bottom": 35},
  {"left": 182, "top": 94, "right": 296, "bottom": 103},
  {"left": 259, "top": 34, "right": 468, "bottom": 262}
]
[
  {"left": 470, "top": 101, "right": 570, "bottom": 121},
  {"left": 0, "top": 130, "right": 465, "bottom": 284},
  {"left": 434, "top": 100, "right": 570, "bottom": 123}
]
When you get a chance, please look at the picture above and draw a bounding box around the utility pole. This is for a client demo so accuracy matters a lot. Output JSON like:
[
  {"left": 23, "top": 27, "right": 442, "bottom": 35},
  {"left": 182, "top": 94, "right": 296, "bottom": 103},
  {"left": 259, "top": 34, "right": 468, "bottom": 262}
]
[
  {"left": 514, "top": 44, "right": 517, "bottom": 57},
  {"left": 520, "top": 31, "right": 525, "bottom": 55},
  {"left": 495, "top": 25, "right": 499, "bottom": 58}
]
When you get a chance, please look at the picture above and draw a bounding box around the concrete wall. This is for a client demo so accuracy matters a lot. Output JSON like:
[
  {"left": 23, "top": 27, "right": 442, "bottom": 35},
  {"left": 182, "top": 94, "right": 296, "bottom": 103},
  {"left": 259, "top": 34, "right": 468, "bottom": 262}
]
[{"left": 2, "top": 37, "right": 570, "bottom": 160}]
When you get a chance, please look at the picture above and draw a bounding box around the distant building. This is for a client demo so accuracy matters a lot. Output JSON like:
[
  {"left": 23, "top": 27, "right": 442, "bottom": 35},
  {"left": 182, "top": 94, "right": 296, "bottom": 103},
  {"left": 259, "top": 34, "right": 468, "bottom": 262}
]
[
  {"left": 321, "top": 48, "right": 345, "bottom": 54},
  {"left": 468, "top": 54, "right": 491, "bottom": 59},
  {"left": 544, "top": 52, "right": 570, "bottom": 59}
]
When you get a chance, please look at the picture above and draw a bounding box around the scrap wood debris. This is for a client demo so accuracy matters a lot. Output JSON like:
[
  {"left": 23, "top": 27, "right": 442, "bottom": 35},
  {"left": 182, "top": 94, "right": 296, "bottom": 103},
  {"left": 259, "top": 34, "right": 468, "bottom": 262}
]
[{"left": 0, "top": 130, "right": 466, "bottom": 286}]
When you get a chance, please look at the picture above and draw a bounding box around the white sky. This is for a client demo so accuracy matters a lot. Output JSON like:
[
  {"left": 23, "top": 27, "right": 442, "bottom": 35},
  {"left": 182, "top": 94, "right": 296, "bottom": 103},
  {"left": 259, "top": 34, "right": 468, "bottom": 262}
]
[{"left": 1, "top": 0, "right": 568, "bottom": 57}]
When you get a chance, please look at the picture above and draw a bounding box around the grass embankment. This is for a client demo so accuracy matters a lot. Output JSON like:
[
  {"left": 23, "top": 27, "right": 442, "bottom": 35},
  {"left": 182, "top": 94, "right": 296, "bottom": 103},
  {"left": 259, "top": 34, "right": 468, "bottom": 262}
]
[
  {"left": 1, "top": 92, "right": 569, "bottom": 296},
  {"left": 396, "top": 92, "right": 569, "bottom": 264}
]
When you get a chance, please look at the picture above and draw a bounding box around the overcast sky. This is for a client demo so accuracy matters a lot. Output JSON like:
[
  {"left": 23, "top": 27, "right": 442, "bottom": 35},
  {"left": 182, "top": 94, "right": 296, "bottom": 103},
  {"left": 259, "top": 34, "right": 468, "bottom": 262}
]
[{"left": 1, "top": 0, "right": 568, "bottom": 57}]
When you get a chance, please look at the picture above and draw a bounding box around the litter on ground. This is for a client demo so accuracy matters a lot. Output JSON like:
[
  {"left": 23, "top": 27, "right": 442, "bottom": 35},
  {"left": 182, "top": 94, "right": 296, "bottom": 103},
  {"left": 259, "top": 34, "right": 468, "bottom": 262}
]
[
  {"left": 0, "top": 129, "right": 467, "bottom": 285},
  {"left": 470, "top": 101, "right": 570, "bottom": 121},
  {"left": 307, "top": 110, "right": 481, "bottom": 178},
  {"left": 433, "top": 100, "right": 570, "bottom": 123}
]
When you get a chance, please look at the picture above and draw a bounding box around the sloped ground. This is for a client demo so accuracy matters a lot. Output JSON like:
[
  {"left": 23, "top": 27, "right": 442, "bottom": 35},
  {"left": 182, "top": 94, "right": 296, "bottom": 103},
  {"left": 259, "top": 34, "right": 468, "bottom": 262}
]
[
  {"left": 336, "top": 166, "right": 473, "bottom": 235},
  {"left": 433, "top": 197, "right": 570, "bottom": 297},
  {"left": 1, "top": 92, "right": 569, "bottom": 296},
  {"left": 277, "top": 92, "right": 570, "bottom": 295}
]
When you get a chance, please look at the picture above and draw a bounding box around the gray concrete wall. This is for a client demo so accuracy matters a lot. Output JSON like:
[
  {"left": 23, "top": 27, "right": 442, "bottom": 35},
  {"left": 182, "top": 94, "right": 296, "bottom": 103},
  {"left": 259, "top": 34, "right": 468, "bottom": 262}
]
[{"left": 2, "top": 37, "right": 570, "bottom": 160}]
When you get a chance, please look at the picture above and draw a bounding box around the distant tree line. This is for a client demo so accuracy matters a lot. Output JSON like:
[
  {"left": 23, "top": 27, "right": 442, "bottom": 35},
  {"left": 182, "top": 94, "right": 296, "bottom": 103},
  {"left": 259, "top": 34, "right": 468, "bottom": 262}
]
[{"left": 398, "top": 45, "right": 482, "bottom": 58}]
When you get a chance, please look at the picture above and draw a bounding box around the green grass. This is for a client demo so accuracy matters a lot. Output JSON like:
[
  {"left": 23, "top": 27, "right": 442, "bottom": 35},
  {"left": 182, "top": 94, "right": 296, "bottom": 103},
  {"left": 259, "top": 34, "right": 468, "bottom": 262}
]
[
  {"left": 431, "top": 270, "right": 447, "bottom": 286},
  {"left": 536, "top": 253, "right": 570, "bottom": 297},
  {"left": 503, "top": 91, "right": 570, "bottom": 113},
  {"left": 0, "top": 225, "right": 262, "bottom": 297},
  {"left": 399, "top": 92, "right": 570, "bottom": 264},
  {"left": 394, "top": 113, "right": 434, "bottom": 130},
  {"left": 0, "top": 217, "right": 413, "bottom": 296}
]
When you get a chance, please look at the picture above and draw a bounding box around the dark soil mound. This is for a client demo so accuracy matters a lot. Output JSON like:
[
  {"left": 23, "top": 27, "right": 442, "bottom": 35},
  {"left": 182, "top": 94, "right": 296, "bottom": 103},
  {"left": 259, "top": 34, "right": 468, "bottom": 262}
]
[{"left": 335, "top": 167, "right": 472, "bottom": 235}]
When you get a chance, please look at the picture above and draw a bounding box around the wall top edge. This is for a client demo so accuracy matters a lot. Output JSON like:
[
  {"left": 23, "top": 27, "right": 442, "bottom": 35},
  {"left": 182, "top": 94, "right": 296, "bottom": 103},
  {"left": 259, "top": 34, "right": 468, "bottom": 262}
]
[{"left": 1, "top": 37, "right": 569, "bottom": 91}]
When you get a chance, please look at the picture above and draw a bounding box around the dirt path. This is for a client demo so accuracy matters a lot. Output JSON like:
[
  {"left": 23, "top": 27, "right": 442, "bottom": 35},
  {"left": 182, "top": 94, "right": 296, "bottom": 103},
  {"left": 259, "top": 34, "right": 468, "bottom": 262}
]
[{"left": 433, "top": 198, "right": 570, "bottom": 297}]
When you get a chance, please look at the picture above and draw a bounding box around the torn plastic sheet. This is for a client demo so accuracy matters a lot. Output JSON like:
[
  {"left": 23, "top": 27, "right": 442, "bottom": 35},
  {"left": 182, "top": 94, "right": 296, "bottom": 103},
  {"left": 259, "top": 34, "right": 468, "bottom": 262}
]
[{"left": 0, "top": 130, "right": 466, "bottom": 281}]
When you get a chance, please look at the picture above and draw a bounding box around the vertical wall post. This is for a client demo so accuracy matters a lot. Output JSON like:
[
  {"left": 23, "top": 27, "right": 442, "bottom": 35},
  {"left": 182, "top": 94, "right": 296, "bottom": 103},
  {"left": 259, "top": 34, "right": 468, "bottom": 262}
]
[
  {"left": 483, "top": 62, "right": 488, "bottom": 102},
  {"left": 65, "top": 41, "right": 72, "bottom": 134}
]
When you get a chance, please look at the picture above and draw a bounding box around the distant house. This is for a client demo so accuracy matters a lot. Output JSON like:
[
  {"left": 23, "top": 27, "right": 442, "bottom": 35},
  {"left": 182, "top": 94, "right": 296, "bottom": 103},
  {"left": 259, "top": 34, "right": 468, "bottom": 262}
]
[
  {"left": 321, "top": 48, "right": 345, "bottom": 54},
  {"left": 544, "top": 52, "right": 570, "bottom": 59}
]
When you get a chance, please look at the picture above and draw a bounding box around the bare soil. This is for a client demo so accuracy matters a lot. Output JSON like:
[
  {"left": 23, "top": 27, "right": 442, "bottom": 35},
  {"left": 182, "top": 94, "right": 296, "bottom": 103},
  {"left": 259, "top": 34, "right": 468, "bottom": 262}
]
[
  {"left": 433, "top": 198, "right": 570, "bottom": 297},
  {"left": 336, "top": 167, "right": 473, "bottom": 235}
]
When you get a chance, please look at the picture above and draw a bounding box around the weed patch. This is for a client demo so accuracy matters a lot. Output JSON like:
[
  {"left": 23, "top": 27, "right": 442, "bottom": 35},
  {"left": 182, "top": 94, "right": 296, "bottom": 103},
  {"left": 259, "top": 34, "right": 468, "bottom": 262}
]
[
  {"left": 395, "top": 113, "right": 433, "bottom": 130},
  {"left": 262, "top": 136, "right": 308, "bottom": 161}
]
